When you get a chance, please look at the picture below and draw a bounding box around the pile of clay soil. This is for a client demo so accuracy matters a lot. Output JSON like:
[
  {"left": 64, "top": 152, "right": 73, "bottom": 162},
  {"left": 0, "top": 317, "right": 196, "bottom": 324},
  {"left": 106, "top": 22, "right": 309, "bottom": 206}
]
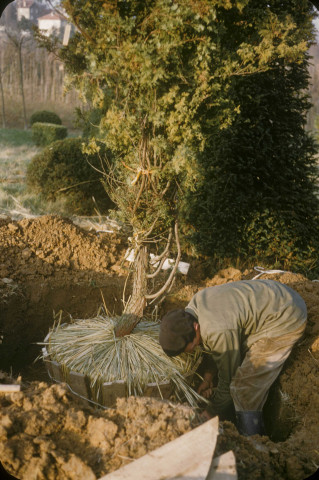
[
  {"left": 0, "top": 215, "right": 126, "bottom": 283},
  {"left": 0, "top": 380, "right": 193, "bottom": 480},
  {"left": 1, "top": 215, "right": 319, "bottom": 479},
  {"left": 0, "top": 215, "right": 127, "bottom": 372}
]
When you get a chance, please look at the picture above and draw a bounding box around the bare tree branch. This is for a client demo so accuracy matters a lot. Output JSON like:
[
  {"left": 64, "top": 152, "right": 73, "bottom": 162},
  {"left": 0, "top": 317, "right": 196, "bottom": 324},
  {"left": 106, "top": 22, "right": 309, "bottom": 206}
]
[
  {"left": 132, "top": 173, "right": 146, "bottom": 216},
  {"left": 146, "top": 229, "right": 173, "bottom": 279},
  {"left": 145, "top": 221, "right": 181, "bottom": 301}
]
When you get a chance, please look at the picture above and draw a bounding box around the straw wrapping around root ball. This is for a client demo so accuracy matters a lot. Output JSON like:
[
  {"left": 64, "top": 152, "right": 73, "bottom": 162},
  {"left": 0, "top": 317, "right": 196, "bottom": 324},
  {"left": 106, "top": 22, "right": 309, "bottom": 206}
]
[{"left": 42, "top": 314, "right": 204, "bottom": 407}]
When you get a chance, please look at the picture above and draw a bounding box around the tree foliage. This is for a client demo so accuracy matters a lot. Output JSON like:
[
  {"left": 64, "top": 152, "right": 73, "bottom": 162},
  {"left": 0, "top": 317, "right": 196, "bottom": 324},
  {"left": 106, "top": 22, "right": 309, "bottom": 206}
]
[
  {"left": 44, "top": 0, "right": 319, "bottom": 314},
  {"left": 185, "top": 64, "right": 319, "bottom": 271},
  {"left": 182, "top": 3, "right": 319, "bottom": 274}
]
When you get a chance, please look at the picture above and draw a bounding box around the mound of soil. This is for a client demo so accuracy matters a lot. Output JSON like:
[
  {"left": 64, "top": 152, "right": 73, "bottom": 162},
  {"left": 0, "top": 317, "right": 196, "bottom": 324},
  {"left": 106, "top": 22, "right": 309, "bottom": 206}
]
[
  {"left": 0, "top": 215, "right": 127, "bottom": 372},
  {"left": 0, "top": 215, "right": 126, "bottom": 283},
  {"left": 0, "top": 215, "right": 319, "bottom": 479},
  {"left": 0, "top": 381, "right": 192, "bottom": 480}
]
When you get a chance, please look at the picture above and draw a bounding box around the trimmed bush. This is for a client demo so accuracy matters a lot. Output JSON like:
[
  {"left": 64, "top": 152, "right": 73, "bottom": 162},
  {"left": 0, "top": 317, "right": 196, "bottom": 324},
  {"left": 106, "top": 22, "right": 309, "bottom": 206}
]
[
  {"left": 26, "top": 137, "right": 113, "bottom": 215},
  {"left": 32, "top": 122, "right": 68, "bottom": 146},
  {"left": 30, "top": 110, "right": 62, "bottom": 126}
]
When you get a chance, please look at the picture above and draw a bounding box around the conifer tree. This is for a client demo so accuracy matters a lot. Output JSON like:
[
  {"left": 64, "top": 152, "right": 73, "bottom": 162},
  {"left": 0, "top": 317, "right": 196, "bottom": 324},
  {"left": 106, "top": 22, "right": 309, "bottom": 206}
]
[
  {"left": 43, "top": 0, "right": 318, "bottom": 325},
  {"left": 183, "top": 1, "right": 319, "bottom": 274}
]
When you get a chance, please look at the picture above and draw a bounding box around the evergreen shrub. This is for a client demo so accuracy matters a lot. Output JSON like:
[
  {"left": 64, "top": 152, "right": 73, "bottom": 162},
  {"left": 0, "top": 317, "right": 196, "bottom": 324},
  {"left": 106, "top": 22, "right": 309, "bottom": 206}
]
[
  {"left": 30, "top": 110, "right": 62, "bottom": 126},
  {"left": 81, "top": 108, "right": 103, "bottom": 139},
  {"left": 26, "top": 137, "right": 113, "bottom": 214},
  {"left": 182, "top": 62, "right": 319, "bottom": 276},
  {"left": 32, "top": 122, "right": 68, "bottom": 146}
]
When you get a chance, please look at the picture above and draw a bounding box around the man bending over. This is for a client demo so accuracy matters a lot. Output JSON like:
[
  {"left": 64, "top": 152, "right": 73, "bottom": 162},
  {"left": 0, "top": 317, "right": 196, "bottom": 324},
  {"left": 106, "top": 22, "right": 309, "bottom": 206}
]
[{"left": 159, "top": 279, "right": 307, "bottom": 436}]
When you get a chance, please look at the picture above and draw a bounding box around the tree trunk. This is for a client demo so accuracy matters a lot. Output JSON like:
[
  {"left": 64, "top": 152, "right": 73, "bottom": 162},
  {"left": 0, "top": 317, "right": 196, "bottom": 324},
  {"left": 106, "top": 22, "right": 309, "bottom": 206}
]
[
  {"left": 17, "top": 42, "right": 27, "bottom": 130},
  {"left": 114, "top": 245, "right": 148, "bottom": 337},
  {"left": 0, "top": 71, "right": 6, "bottom": 128}
]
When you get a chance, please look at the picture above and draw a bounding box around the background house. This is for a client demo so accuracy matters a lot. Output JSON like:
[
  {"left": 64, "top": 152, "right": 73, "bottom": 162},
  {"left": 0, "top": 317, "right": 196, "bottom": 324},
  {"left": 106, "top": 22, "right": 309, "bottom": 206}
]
[
  {"left": 17, "top": 0, "right": 40, "bottom": 22},
  {"left": 38, "top": 11, "right": 66, "bottom": 36}
]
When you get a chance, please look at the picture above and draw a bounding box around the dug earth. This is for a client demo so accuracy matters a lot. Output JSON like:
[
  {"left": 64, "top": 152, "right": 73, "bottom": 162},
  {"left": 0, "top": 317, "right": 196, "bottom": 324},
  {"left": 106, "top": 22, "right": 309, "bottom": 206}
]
[{"left": 0, "top": 215, "right": 319, "bottom": 480}]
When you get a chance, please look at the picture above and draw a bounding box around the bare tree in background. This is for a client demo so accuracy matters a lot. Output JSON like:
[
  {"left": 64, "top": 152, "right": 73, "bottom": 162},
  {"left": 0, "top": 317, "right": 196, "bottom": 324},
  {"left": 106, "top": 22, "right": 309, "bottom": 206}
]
[
  {"left": 5, "top": 29, "right": 31, "bottom": 129},
  {"left": 0, "top": 65, "right": 7, "bottom": 128}
]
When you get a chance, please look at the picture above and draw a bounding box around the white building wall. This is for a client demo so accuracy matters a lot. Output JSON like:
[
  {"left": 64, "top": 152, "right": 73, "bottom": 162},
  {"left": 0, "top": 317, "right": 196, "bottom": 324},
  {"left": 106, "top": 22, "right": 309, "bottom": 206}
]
[
  {"left": 38, "top": 18, "right": 62, "bottom": 35},
  {"left": 17, "top": 7, "right": 31, "bottom": 21}
]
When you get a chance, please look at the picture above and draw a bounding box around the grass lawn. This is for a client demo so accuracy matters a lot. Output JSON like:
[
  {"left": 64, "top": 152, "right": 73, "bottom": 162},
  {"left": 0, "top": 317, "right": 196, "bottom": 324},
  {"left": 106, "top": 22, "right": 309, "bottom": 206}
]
[
  {"left": 0, "top": 128, "right": 42, "bottom": 218},
  {"left": 0, "top": 128, "right": 34, "bottom": 146},
  {"left": 0, "top": 128, "right": 40, "bottom": 182}
]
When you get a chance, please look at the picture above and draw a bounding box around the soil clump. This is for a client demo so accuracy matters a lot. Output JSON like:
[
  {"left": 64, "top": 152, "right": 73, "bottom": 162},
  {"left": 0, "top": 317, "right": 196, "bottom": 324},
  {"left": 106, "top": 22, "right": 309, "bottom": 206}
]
[
  {"left": 0, "top": 215, "right": 319, "bottom": 479},
  {"left": 0, "top": 380, "right": 193, "bottom": 480},
  {"left": 0, "top": 214, "right": 126, "bottom": 283}
]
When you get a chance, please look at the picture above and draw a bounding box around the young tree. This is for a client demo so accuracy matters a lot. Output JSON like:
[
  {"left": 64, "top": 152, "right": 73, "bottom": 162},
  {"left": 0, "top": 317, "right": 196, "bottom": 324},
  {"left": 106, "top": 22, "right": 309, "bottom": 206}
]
[
  {"left": 0, "top": 66, "right": 7, "bottom": 128},
  {"left": 46, "top": 0, "right": 315, "bottom": 327},
  {"left": 5, "top": 28, "right": 31, "bottom": 129}
]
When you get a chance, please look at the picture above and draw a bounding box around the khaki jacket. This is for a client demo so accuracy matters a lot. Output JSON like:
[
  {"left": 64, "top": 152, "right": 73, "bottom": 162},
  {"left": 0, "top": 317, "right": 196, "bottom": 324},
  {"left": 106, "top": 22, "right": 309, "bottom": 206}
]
[{"left": 185, "top": 279, "right": 307, "bottom": 414}]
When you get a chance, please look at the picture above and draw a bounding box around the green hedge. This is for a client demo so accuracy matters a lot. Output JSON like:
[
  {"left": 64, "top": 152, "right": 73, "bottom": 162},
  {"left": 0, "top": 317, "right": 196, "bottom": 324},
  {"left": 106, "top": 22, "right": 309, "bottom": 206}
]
[
  {"left": 32, "top": 122, "right": 68, "bottom": 146},
  {"left": 26, "top": 137, "right": 113, "bottom": 215},
  {"left": 182, "top": 63, "right": 319, "bottom": 277},
  {"left": 30, "top": 110, "right": 62, "bottom": 126}
]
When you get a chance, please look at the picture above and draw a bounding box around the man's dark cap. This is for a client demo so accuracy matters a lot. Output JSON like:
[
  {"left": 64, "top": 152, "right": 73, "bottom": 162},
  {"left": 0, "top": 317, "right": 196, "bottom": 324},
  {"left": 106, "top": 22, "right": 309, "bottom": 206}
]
[{"left": 159, "top": 309, "right": 195, "bottom": 357}]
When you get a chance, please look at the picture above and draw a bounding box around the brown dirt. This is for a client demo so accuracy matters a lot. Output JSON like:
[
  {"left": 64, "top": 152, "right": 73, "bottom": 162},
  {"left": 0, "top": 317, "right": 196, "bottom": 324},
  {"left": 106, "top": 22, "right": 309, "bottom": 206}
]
[
  {"left": 1, "top": 216, "right": 319, "bottom": 479},
  {"left": 0, "top": 215, "right": 126, "bottom": 283},
  {"left": 0, "top": 215, "right": 127, "bottom": 372},
  {"left": 0, "top": 382, "right": 193, "bottom": 480}
]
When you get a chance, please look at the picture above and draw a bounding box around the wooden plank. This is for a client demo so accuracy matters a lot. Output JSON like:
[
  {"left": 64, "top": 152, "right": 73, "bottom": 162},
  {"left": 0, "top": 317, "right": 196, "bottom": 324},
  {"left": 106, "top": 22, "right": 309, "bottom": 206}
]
[
  {"left": 50, "top": 361, "right": 64, "bottom": 383},
  {"left": 207, "top": 451, "right": 237, "bottom": 480},
  {"left": 43, "top": 358, "right": 54, "bottom": 379},
  {"left": 68, "top": 371, "right": 91, "bottom": 407},
  {"left": 0, "top": 385, "right": 20, "bottom": 393},
  {"left": 144, "top": 381, "right": 171, "bottom": 399},
  {"left": 102, "top": 380, "right": 126, "bottom": 407},
  {"left": 98, "top": 417, "right": 219, "bottom": 480}
]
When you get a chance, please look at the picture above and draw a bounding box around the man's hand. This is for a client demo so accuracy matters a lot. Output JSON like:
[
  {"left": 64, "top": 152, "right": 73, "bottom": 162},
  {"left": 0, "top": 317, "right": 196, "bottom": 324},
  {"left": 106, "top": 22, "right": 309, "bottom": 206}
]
[
  {"left": 195, "top": 409, "right": 213, "bottom": 425},
  {"left": 197, "top": 372, "right": 213, "bottom": 399}
]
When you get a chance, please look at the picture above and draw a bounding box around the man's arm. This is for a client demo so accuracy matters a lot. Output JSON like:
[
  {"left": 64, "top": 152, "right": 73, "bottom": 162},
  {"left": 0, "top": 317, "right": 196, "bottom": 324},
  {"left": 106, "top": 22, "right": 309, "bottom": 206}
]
[{"left": 205, "top": 329, "right": 242, "bottom": 417}]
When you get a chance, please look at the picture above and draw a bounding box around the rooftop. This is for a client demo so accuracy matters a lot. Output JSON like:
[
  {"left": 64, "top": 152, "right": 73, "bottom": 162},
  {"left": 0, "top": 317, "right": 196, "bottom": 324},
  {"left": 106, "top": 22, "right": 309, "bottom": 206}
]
[
  {"left": 17, "top": 0, "right": 35, "bottom": 8},
  {"left": 38, "top": 11, "right": 64, "bottom": 21}
]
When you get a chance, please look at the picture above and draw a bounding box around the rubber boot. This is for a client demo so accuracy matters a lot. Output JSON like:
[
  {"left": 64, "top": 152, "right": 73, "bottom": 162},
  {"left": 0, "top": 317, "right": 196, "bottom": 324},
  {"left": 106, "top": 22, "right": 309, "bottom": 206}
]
[{"left": 236, "top": 411, "right": 265, "bottom": 436}]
